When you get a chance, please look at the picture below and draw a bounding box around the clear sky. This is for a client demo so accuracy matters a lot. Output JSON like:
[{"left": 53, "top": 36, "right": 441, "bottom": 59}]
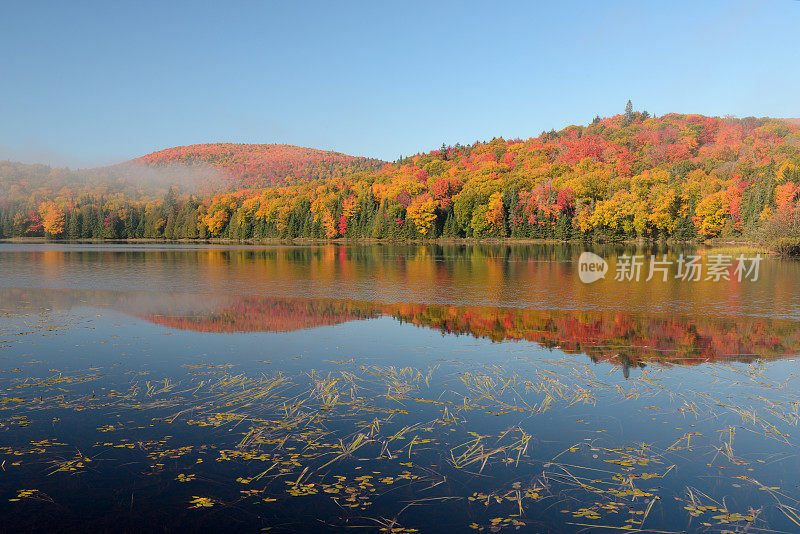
[{"left": 1, "top": 0, "right": 799, "bottom": 167}]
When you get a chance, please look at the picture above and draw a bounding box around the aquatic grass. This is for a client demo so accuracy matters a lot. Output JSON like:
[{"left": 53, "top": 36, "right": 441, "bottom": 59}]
[{"left": 4, "top": 343, "right": 800, "bottom": 532}]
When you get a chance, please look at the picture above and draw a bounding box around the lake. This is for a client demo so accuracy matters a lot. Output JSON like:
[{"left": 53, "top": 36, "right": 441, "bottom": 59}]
[{"left": 1, "top": 243, "right": 800, "bottom": 533}]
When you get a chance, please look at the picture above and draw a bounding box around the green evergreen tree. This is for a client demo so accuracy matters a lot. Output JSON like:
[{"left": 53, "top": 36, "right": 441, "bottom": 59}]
[
  {"left": 67, "top": 211, "right": 81, "bottom": 240},
  {"left": 623, "top": 99, "right": 634, "bottom": 126}
]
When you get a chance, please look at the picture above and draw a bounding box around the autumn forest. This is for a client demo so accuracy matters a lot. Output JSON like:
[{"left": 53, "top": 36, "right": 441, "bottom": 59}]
[{"left": 3, "top": 105, "right": 800, "bottom": 249}]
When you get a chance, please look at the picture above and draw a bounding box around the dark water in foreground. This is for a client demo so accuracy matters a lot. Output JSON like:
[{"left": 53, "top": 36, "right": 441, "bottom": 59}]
[{"left": 1, "top": 243, "right": 800, "bottom": 533}]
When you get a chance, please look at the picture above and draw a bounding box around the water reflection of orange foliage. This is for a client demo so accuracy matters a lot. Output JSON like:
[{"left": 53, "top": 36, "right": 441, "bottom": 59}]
[
  {"left": 141, "top": 296, "right": 800, "bottom": 365},
  {"left": 14, "top": 246, "right": 772, "bottom": 316},
  {"left": 388, "top": 304, "right": 795, "bottom": 365}
]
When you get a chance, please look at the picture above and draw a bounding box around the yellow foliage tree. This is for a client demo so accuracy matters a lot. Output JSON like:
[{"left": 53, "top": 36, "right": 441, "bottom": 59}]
[
  {"left": 406, "top": 195, "right": 438, "bottom": 236},
  {"left": 693, "top": 191, "right": 728, "bottom": 237},
  {"left": 322, "top": 210, "right": 338, "bottom": 239},
  {"left": 203, "top": 210, "right": 230, "bottom": 236},
  {"left": 590, "top": 190, "right": 637, "bottom": 231},
  {"left": 39, "top": 202, "right": 65, "bottom": 236},
  {"left": 485, "top": 192, "right": 505, "bottom": 233}
]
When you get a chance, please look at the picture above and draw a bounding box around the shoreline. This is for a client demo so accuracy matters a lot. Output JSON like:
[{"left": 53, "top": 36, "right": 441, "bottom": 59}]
[{"left": 0, "top": 236, "right": 771, "bottom": 250}]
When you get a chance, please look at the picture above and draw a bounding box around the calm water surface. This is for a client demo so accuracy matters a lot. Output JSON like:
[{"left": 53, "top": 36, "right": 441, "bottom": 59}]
[{"left": 1, "top": 243, "right": 800, "bottom": 533}]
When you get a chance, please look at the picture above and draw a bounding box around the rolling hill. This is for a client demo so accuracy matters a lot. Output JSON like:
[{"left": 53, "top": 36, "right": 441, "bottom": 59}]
[
  {"left": 131, "top": 143, "right": 385, "bottom": 190},
  {"left": 0, "top": 143, "right": 384, "bottom": 204}
]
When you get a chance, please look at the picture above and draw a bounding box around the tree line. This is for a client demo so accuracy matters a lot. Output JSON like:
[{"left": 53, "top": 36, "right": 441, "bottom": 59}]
[{"left": 2, "top": 106, "right": 800, "bottom": 245}]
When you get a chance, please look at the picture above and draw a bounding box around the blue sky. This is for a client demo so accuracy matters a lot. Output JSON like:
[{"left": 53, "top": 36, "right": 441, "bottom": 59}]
[{"left": 1, "top": 0, "right": 798, "bottom": 167}]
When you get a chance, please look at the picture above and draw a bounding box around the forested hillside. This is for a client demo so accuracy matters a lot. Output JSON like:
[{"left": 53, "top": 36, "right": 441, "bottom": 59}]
[
  {"left": 133, "top": 143, "right": 384, "bottom": 189},
  {"left": 0, "top": 144, "right": 383, "bottom": 202},
  {"left": 2, "top": 106, "right": 800, "bottom": 245}
]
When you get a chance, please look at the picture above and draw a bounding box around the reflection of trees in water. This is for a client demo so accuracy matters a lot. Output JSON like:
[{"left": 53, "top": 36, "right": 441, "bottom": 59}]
[
  {"left": 141, "top": 295, "right": 800, "bottom": 366},
  {"left": 389, "top": 303, "right": 800, "bottom": 365},
  {"left": 145, "top": 297, "right": 380, "bottom": 333},
  {"left": 3, "top": 288, "right": 797, "bottom": 366},
  {"left": 615, "top": 355, "right": 647, "bottom": 379},
  {"left": 4, "top": 244, "right": 779, "bottom": 320}
]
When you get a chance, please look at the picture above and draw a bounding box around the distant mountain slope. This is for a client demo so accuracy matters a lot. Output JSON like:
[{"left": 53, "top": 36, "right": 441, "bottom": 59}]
[
  {"left": 0, "top": 143, "right": 385, "bottom": 204},
  {"left": 131, "top": 143, "right": 385, "bottom": 189}
]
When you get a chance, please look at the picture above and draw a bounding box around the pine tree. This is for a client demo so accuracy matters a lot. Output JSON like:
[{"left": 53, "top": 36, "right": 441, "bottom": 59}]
[
  {"left": 623, "top": 100, "right": 634, "bottom": 126},
  {"left": 67, "top": 211, "right": 81, "bottom": 240},
  {"left": 371, "top": 201, "right": 386, "bottom": 239}
]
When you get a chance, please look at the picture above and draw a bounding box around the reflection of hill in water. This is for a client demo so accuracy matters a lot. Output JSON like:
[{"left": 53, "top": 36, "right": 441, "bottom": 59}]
[
  {"left": 144, "top": 297, "right": 380, "bottom": 333},
  {"left": 143, "top": 296, "right": 800, "bottom": 366},
  {"left": 2, "top": 288, "right": 799, "bottom": 367}
]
